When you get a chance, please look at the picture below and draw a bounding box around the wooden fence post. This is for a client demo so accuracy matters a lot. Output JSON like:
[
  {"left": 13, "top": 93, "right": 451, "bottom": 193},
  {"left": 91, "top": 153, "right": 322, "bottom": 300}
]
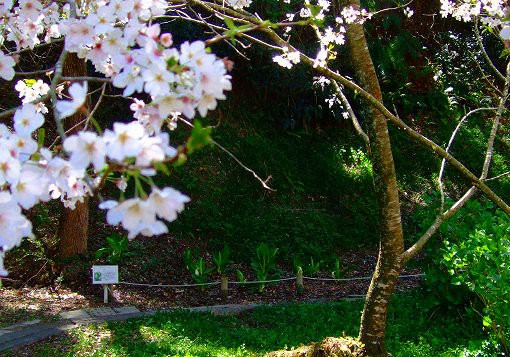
[
  {"left": 296, "top": 267, "right": 304, "bottom": 294},
  {"left": 103, "top": 285, "right": 109, "bottom": 303},
  {"left": 221, "top": 276, "right": 228, "bottom": 299}
]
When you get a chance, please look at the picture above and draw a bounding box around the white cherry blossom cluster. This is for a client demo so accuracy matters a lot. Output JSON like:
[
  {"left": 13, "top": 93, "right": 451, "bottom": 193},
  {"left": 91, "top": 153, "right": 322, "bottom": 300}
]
[
  {"left": 57, "top": 3, "right": 232, "bottom": 122},
  {"left": 273, "top": 1, "right": 368, "bottom": 69},
  {"left": 15, "top": 79, "right": 50, "bottom": 113},
  {"left": 440, "top": 0, "right": 506, "bottom": 26},
  {"left": 1, "top": 0, "right": 62, "bottom": 51},
  {"left": 227, "top": 0, "right": 253, "bottom": 10},
  {"left": 100, "top": 187, "right": 190, "bottom": 239},
  {"left": 273, "top": 47, "right": 301, "bottom": 69},
  {"left": 339, "top": 5, "right": 371, "bottom": 24},
  {"left": 0, "top": 0, "right": 233, "bottom": 275}
]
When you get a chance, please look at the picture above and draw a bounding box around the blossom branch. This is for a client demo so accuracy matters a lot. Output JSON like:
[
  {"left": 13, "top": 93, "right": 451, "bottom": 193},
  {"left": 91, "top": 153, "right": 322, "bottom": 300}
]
[{"left": 174, "top": 0, "right": 510, "bottom": 214}]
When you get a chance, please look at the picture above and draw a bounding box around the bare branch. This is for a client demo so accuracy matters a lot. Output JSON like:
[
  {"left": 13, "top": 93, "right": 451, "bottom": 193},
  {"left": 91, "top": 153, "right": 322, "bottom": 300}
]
[
  {"left": 370, "top": 0, "right": 414, "bottom": 17},
  {"left": 48, "top": 83, "right": 108, "bottom": 150},
  {"left": 486, "top": 171, "right": 510, "bottom": 181},
  {"left": 480, "top": 68, "right": 510, "bottom": 179},
  {"left": 474, "top": 17, "right": 506, "bottom": 83},
  {"left": 179, "top": 117, "right": 276, "bottom": 191},
  {"left": 60, "top": 76, "right": 111, "bottom": 83},
  {"left": 5, "top": 38, "right": 64, "bottom": 56},
  {"left": 84, "top": 83, "right": 107, "bottom": 131},
  {"left": 331, "top": 79, "right": 371, "bottom": 153},
  {"left": 15, "top": 68, "right": 54, "bottom": 77},
  {"left": 49, "top": 48, "right": 68, "bottom": 141}
]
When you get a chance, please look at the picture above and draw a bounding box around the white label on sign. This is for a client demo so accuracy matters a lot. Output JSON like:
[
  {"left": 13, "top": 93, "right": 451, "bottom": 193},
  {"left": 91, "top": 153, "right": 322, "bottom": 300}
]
[{"left": 92, "top": 265, "right": 119, "bottom": 284}]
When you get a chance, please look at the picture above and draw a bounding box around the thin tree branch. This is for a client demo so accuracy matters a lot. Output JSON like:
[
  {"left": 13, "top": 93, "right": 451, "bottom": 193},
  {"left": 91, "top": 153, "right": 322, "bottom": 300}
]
[
  {"left": 331, "top": 79, "right": 371, "bottom": 153},
  {"left": 15, "top": 68, "right": 54, "bottom": 77},
  {"left": 48, "top": 83, "right": 107, "bottom": 149},
  {"left": 60, "top": 76, "right": 111, "bottom": 83},
  {"left": 84, "top": 83, "right": 107, "bottom": 131},
  {"left": 49, "top": 49, "right": 68, "bottom": 141},
  {"left": 5, "top": 38, "right": 64, "bottom": 56},
  {"left": 179, "top": 117, "right": 275, "bottom": 191},
  {"left": 370, "top": 0, "right": 414, "bottom": 17},
  {"left": 486, "top": 171, "right": 510, "bottom": 181},
  {"left": 474, "top": 17, "right": 506, "bottom": 83},
  {"left": 0, "top": 94, "right": 50, "bottom": 119},
  {"left": 480, "top": 66, "right": 510, "bottom": 179}
]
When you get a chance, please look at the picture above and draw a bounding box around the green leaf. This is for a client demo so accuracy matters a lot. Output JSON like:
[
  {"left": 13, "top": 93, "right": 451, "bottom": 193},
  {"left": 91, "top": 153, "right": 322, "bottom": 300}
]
[
  {"left": 306, "top": 4, "right": 322, "bottom": 17},
  {"left": 96, "top": 248, "right": 110, "bottom": 259},
  {"left": 224, "top": 17, "right": 236, "bottom": 30},
  {"left": 37, "top": 128, "right": 45, "bottom": 149},
  {"left": 187, "top": 120, "right": 212, "bottom": 154},
  {"left": 154, "top": 161, "right": 170, "bottom": 175}
]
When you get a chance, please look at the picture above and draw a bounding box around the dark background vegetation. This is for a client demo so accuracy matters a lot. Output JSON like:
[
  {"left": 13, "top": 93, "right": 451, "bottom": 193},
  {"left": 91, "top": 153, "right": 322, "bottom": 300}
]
[{"left": 3, "top": 1, "right": 509, "bottom": 312}]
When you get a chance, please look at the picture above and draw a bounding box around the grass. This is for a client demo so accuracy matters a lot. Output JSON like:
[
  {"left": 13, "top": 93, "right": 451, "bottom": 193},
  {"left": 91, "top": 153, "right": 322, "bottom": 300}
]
[{"left": 4, "top": 292, "right": 494, "bottom": 356}]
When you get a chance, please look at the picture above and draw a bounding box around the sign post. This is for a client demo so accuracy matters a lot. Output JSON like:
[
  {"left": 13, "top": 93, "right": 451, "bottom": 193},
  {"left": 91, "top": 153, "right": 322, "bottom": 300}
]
[{"left": 92, "top": 265, "right": 119, "bottom": 303}]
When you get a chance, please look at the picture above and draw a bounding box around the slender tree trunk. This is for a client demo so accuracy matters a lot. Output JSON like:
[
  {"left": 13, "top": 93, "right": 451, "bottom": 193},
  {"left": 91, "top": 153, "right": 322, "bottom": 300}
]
[
  {"left": 339, "top": 1, "right": 405, "bottom": 355},
  {"left": 57, "top": 52, "right": 89, "bottom": 259}
]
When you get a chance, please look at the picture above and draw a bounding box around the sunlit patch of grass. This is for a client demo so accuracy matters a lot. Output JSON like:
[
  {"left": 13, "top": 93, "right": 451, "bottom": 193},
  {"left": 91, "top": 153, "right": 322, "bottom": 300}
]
[{"left": 2, "top": 293, "right": 495, "bottom": 357}]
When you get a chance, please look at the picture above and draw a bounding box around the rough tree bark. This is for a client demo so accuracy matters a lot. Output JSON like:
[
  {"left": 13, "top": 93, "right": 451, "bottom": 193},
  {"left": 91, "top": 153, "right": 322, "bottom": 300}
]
[
  {"left": 339, "top": 0, "right": 405, "bottom": 355},
  {"left": 57, "top": 52, "right": 89, "bottom": 259}
]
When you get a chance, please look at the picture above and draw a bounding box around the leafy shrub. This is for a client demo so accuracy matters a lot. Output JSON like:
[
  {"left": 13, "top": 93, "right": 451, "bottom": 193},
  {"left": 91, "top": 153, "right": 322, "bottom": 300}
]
[
  {"left": 331, "top": 257, "right": 346, "bottom": 280},
  {"left": 293, "top": 256, "right": 322, "bottom": 277},
  {"left": 212, "top": 245, "right": 233, "bottom": 276},
  {"left": 251, "top": 243, "right": 279, "bottom": 292},
  {"left": 95, "top": 233, "right": 133, "bottom": 264},
  {"left": 442, "top": 207, "right": 510, "bottom": 354},
  {"left": 183, "top": 248, "right": 214, "bottom": 287}
]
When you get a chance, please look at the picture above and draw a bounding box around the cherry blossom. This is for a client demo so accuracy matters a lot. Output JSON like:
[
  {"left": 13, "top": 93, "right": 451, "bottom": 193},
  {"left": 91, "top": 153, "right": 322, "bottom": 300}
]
[
  {"left": 103, "top": 197, "right": 167, "bottom": 239},
  {"left": 56, "top": 82, "right": 88, "bottom": 119},
  {"left": 104, "top": 121, "right": 145, "bottom": 162},
  {"left": 0, "top": 191, "right": 33, "bottom": 274},
  {"left": 11, "top": 164, "right": 50, "bottom": 209},
  {"left": 63, "top": 131, "right": 106, "bottom": 171},
  {"left": 13, "top": 104, "right": 44, "bottom": 136},
  {"left": 0, "top": 51, "right": 15, "bottom": 81},
  {"left": 149, "top": 187, "right": 190, "bottom": 222}
]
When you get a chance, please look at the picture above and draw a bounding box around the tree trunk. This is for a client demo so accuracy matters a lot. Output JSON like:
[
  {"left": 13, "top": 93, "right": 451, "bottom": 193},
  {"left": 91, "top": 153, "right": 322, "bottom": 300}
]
[
  {"left": 57, "top": 52, "right": 89, "bottom": 259},
  {"left": 339, "top": 1, "right": 405, "bottom": 355}
]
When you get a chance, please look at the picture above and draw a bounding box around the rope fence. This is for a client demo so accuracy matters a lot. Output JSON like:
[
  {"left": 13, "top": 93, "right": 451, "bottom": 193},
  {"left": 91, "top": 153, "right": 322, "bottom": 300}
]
[
  {"left": 302, "top": 273, "right": 425, "bottom": 282},
  {"left": 119, "top": 281, "right": 221, "bottom": 288},
  {"left": 91, "top": 272, "right": 427, "bottom": 303},
  {"left": 116, "top": 273, "right": 425, "bottom": 289}
]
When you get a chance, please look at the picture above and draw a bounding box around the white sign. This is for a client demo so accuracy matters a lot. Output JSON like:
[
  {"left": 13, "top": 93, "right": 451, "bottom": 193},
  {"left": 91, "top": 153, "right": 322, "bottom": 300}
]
[{"left": 92, "top": 265, "right": 119, "bottom": 284}]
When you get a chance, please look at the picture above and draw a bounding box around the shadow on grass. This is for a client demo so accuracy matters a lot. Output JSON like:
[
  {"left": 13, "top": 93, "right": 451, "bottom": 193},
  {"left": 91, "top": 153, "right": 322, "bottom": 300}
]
[
  {"left": 94, "top": 293, "right": 487, "bottom": 357},
  {"left": 11, "top": 293, "right": 486, "bottom": 356}
]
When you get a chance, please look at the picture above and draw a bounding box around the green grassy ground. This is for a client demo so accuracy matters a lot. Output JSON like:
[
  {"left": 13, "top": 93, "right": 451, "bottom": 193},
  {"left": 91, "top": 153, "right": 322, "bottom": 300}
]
[{"left": 5, "top": 292, "right": 494, "bottom": 357}]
